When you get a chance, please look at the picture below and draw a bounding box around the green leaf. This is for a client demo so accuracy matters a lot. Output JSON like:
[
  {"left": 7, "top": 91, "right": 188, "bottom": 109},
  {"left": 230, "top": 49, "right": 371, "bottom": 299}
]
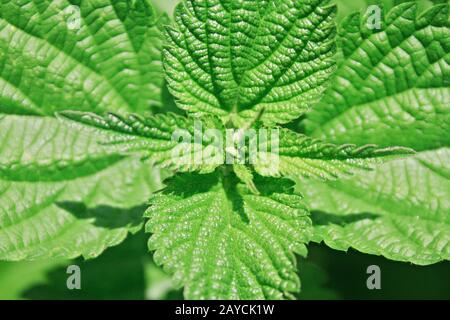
[
  {"left": 304, "top": 2, "right": 450, "bottom": 151},
  {"left": 0, "top": 1, "right": 168, "bottom": 261},
  {"left": 298, "top": 148, "right": 450, "bottom": 265},
  {"left": 253, "top": 127, "right": 414, "bottom": 181},
  {"left": 156, "top": 0, "right": 429, "bottom": 25},
  {"left": 164, "top": 0, "right": 337, "bottom": 126},
  {"left": 299, "top": 2, "right": 450, "bottom": 265},
  {"left": 60, "top": 111, "right": 224, "bottom": 174},
  {"left": 232, "top": 164, "right": 259, "bottom": 194},
  {"left": 0, "top": 115, "right": 164, "bottom": 261},
  {"left": 0, "top": 0, "right": 165, "bottom": 115},
  {"left": 145, "top": 172, "right": 311, "bottom": 299},
  {"left": 332, "top": 0, "right": 449, "bottom": 22}
]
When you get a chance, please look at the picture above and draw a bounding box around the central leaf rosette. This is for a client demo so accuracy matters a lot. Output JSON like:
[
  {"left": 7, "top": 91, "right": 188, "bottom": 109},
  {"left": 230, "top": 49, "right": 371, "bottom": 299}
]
[{"left": 59, "top": 0, "right": 414, "bottom": 299}]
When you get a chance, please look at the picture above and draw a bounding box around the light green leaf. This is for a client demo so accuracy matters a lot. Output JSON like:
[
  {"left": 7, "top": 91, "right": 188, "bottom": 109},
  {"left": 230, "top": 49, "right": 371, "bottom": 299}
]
[
  {"left": 332, "top": 0, "right": 449, "bottom": 21},
  {"left": 164, "top": 0, "right": 337, "bottom": 126},
  {"left": 300, "top": 2, "right": 450, "bottom": 265},
  {"left": 154, "top": 0, "right": 443, "bottom": 25},
  {"left": 0, "top": 0, "right": 165, "bottom": 115},
  {"left": 60, "top": 111, "right": 224, "bottom": 174},
  {"left": 145, "top": 172, "right": 311, "bottom": 299},
  {"left": 232, "top": 164, "right": 259, "bottom": 195},
  {"left": 253, "top": 127, "right": 413, "bottom": 181},
  {"left": 304, "top": 2, "right": 450, "bottom": 151},
  {"left": 0, "top": 1, "right": 168, "bottom": 261},
  {"left": 0, "top": 115, "right": 164, "bottom": 261},
  {"left": 298, "top": 148, "right": 450, "bottom": 265}
]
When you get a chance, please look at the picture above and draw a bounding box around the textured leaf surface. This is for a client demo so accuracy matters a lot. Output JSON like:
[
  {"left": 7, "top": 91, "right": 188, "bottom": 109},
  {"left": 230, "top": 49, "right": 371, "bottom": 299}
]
[
  {"left": 0, "top": 115, "right": 164, "bottom": 260},
  {"left": 253, "top": 127, "right": 413, "bottom": 181},
  {"left": 300, "top": 2, "right": 450, "bottom": 265},
  {"left": 332, "top": 0, "right": 446, "bottom": 21},
  {"left": 146, "top": 173, "right": 311, "bottom": 299},
  {"left": 0, "top": 0, "right": 165, "bottom": 115},
  {"left": 298, "top": 148, "right": 450, "bottom": 265},
  {"left": 164, "top": 0, "right": 337, "bottom": 125},
  {"left": 305, "top": 3, "right": 450, "bottom": 151},
  {"left": 0, "top": 1, "right": 168, "bottom": 261},
  {"left": 60, "top": 111, "right": 224, "bottom": 173}
]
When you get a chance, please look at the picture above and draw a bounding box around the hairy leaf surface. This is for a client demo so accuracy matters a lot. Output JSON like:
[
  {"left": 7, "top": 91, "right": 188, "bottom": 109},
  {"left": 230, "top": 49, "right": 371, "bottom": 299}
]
[
  {"left": 164, "top": 0, "right": 337, "bottom": 125},
  {"left": 146, "top": 173, "right": 311, "bottom": 299},
  {"left": 253, "top": 128, "right": 413, "bottom": 181},
  {"left": 304, "top": 3, "right": 450, "bottom": 151},
  {"left": 301, "top": 3, "right": 450, "bottom": 265},
  {"left": 0, "top": 0, "right": 165, "bottom": 115},
  {"left": 332, "top": 0, "right": 446, "bottom": 21},
  {"left": 298, "top": 148, "right": 450, "bottom": 265},
  {"left": 0, "top": 0, "right": 167, "bottom": 260},
  {"left": 0, "top": 115, "right": 164, "bottom": 260},
  {"left": 60, "top": 111, "right": 224, "bottom": 174}
]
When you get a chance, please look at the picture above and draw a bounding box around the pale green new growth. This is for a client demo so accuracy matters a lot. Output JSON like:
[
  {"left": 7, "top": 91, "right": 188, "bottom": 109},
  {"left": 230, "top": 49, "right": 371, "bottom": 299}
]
[
  {"left": 253, "top": 128, "right": 414, "bottom": 180},
  {"left": 233, "top": 164, "right": 259, "bottom": 195},
  {"left": 60, "top": 111, "right": 413, "bottom": 183},
  {"left": 60, "top": 111, "right": 224, "bottom": 174}
]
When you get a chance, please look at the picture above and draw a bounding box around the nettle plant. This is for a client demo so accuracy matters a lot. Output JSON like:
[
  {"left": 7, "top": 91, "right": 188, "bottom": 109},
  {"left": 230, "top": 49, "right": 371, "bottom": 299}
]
[{"left": 0, "top": 0, "right": 448, "bottom": 299}]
